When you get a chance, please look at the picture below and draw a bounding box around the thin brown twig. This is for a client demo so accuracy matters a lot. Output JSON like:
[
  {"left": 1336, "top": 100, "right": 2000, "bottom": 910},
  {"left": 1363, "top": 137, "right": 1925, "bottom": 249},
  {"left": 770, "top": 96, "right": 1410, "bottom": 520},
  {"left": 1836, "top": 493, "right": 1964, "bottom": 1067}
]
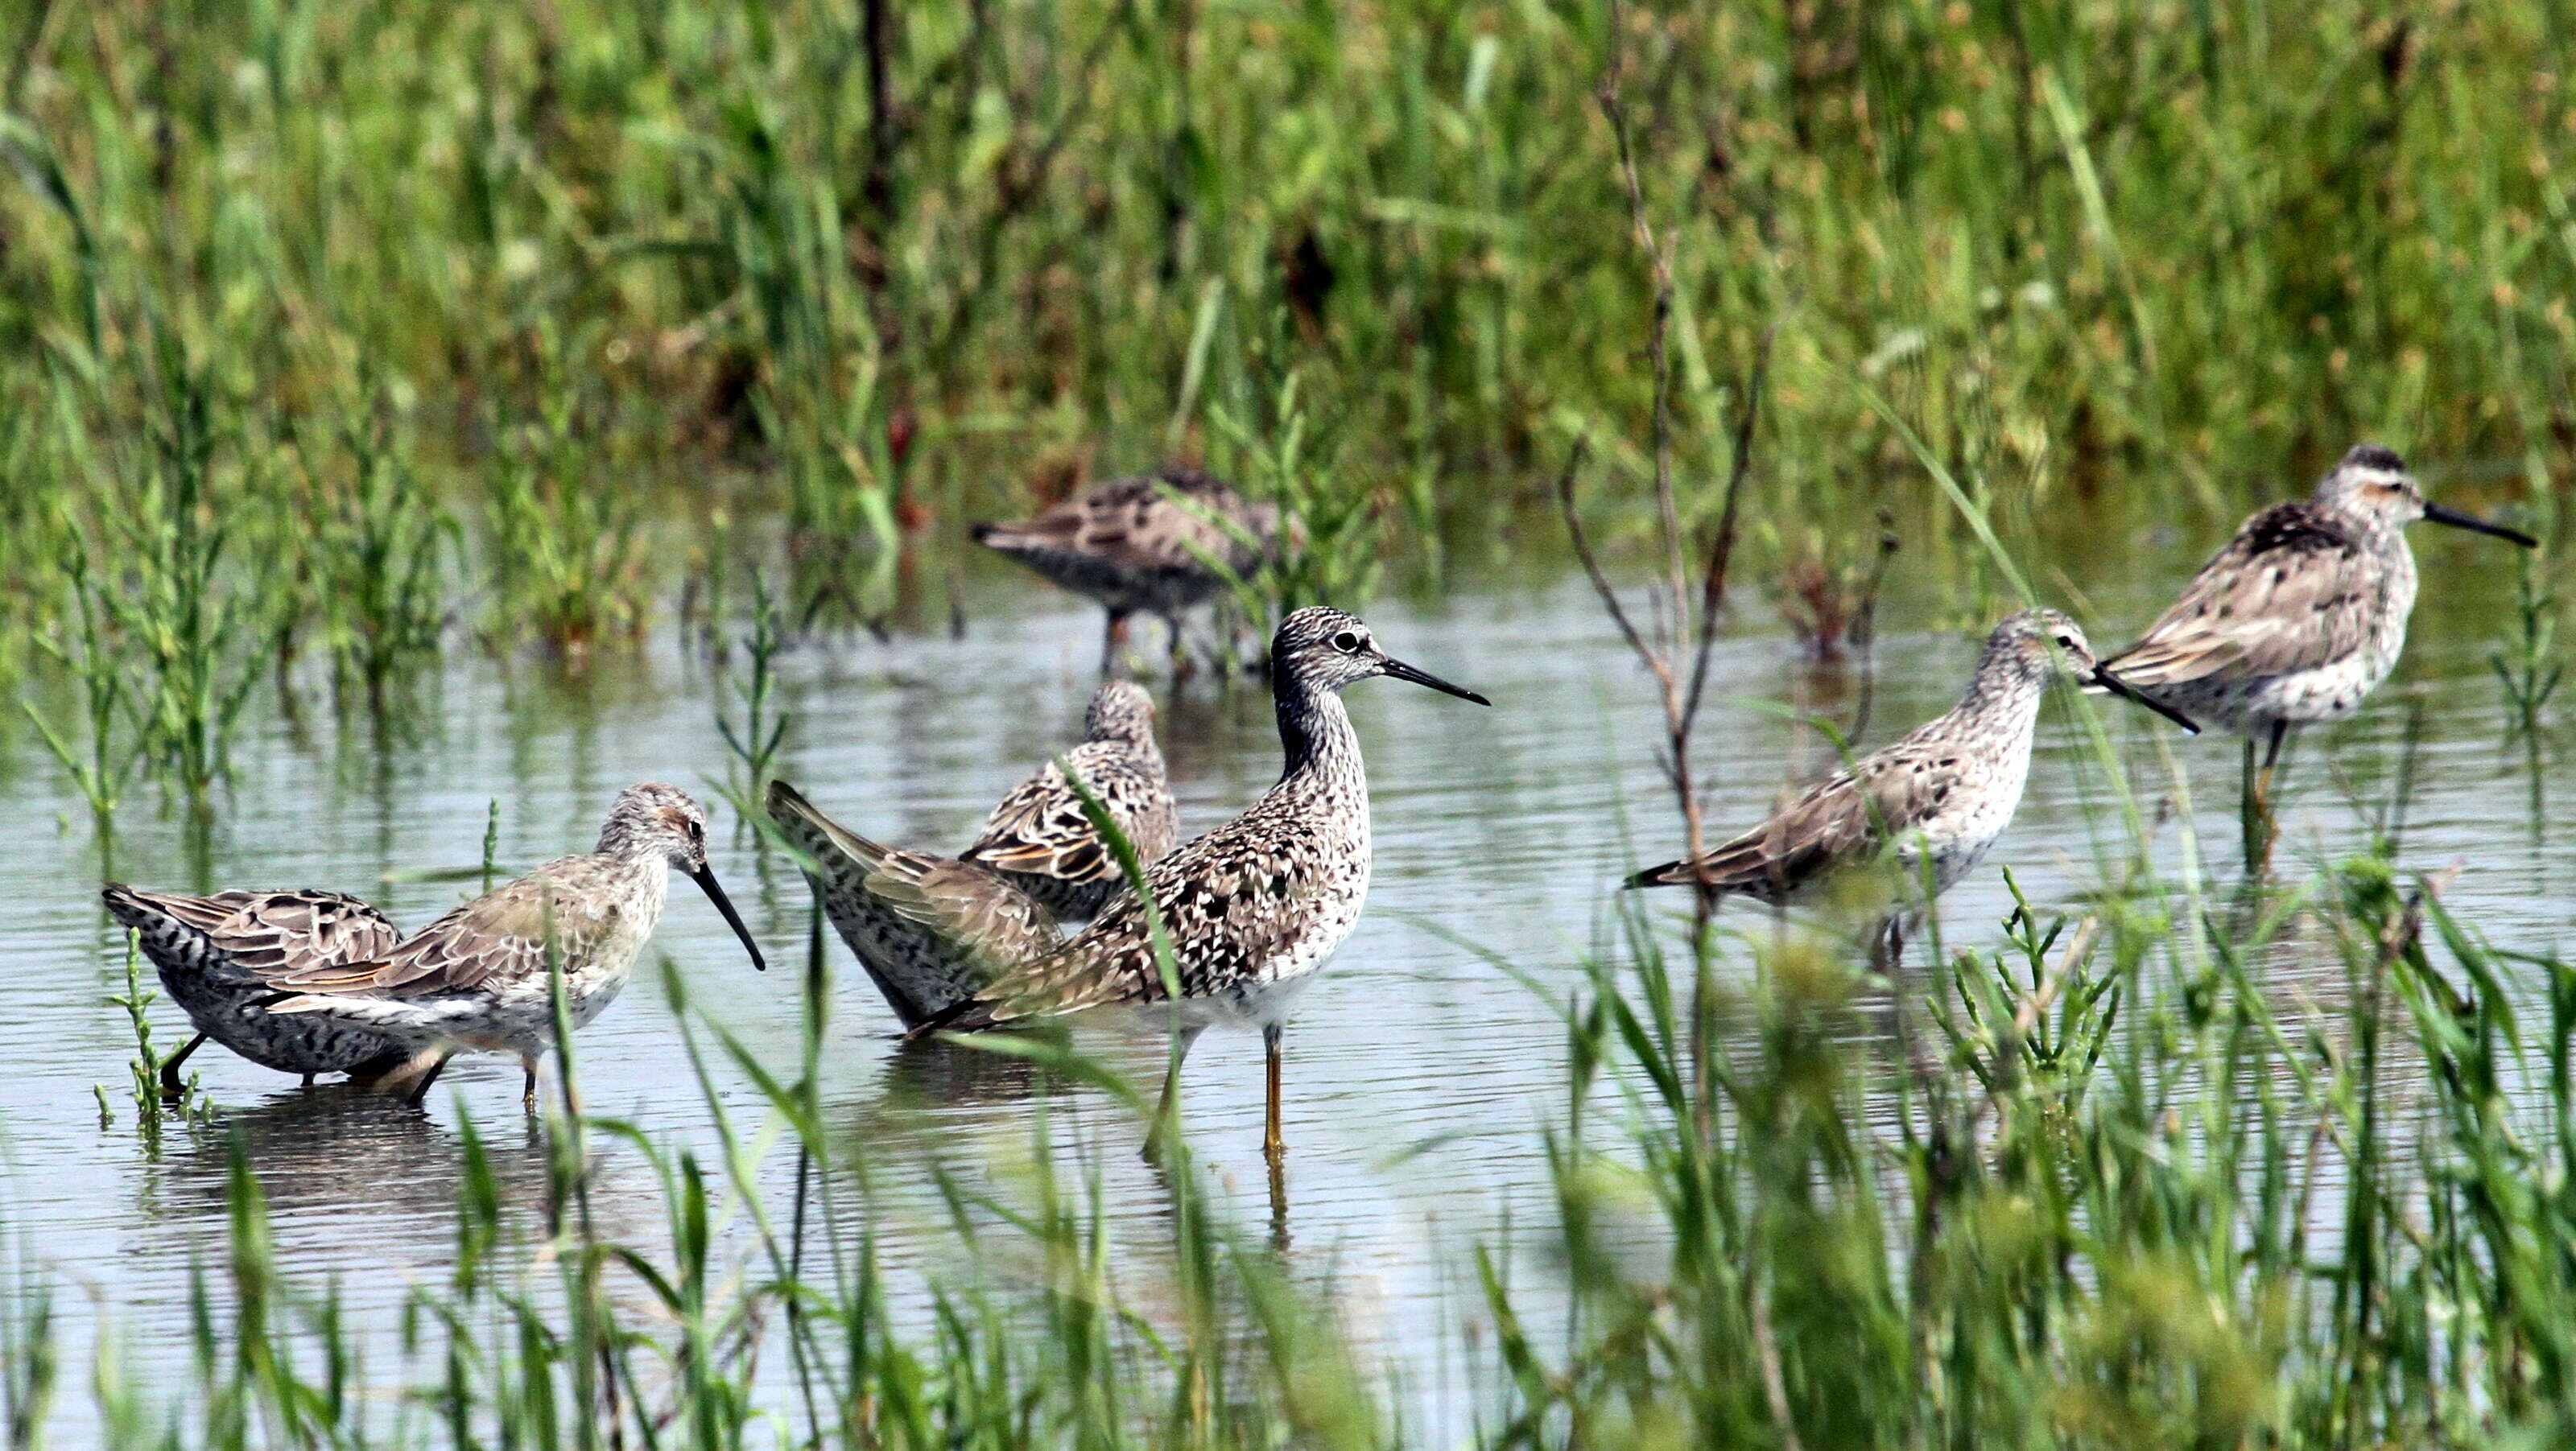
[
  {"left": 1555, "top": 437, "right": 1666, "bottom": 695},
  {"left": 1680, "top": 310, "right": 1782, "bottom": 728},
  {"left": 933, "top": 0, "right": 1134, "bottom": 357}
]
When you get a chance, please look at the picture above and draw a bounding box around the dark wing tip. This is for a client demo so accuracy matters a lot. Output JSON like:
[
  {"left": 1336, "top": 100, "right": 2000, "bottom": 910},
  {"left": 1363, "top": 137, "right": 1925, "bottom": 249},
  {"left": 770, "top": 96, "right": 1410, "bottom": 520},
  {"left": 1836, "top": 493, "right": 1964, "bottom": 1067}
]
[
  {"left": 906, "top": 995, "right": 992, "bottom": 1040},
  {"left": 1625, "top": 861, "right": 1685, "bottom": 890}
]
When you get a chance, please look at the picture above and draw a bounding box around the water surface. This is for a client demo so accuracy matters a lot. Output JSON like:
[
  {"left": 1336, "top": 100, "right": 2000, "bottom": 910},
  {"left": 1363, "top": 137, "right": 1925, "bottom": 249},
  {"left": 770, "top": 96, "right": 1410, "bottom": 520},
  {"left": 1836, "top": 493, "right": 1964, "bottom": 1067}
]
[{"left": 3, "top": 539, "right": 2565, "bottom": 1434}]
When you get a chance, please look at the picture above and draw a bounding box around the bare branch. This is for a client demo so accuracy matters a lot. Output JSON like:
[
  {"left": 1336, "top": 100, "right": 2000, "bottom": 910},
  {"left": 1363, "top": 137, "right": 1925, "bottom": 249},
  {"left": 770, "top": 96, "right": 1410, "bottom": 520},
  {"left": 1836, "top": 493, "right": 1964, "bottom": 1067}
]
[
  {"left": 1555, "top": 439, "right": 1673, "bottom": 695},
  {"left": 1680, "top": 308, "right": 1781, "bottom": 728}
]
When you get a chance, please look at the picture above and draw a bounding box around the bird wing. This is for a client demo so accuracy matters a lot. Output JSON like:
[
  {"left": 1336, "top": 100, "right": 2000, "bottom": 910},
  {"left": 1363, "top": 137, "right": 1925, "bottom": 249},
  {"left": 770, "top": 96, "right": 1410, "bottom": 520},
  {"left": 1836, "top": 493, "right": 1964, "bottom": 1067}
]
[
  {"left": 980, "top": 473, "right": 1265, "bottom": 578},
  {"left": 1631, "top": 736, "right": 1963, "bottom": 899},
  {"left": 104, "top": 886, "right": 404, "bottom": 981},
  {"left": 2107, "top": 503, "right": 2377, "bottom": 686},
  {"left": 960, "top": 744, "right": 1177, "bottom": 884},
  {"left": 205, "top": 890, "right": 405, "bottom": 979},
  {"left": 269, "top": 864, "right": 606, "bottom": 1000}
]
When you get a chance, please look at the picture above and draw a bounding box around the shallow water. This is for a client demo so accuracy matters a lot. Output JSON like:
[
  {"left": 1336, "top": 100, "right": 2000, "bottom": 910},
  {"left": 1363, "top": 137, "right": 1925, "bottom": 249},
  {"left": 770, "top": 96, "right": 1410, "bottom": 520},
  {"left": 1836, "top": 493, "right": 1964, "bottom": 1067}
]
[{"left": 2, "top": 532, "right": 2566, "bottom": 1436}]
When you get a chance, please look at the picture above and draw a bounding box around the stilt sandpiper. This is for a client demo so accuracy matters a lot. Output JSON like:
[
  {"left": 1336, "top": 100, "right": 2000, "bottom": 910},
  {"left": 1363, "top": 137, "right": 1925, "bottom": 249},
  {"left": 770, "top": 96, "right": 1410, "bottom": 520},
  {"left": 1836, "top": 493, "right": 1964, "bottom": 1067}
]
[
  {"left": 1629, "top": 610, "right": 2196, "bottom": 921},
  {"left": 263, "top": 783, "right": 767, "bottom": 1107},
  {"left": 101, "top": 886, "right": 419, "bottom": 1094},
  {"left": 971, "top": 466, "right": 1279, "bottom": 672},
  {"left": 2102, "top": 443, "right": 2535, "bottom": 824},
  {"left": 923, "top": 606, "right": 1488, "bottom": 1163}
]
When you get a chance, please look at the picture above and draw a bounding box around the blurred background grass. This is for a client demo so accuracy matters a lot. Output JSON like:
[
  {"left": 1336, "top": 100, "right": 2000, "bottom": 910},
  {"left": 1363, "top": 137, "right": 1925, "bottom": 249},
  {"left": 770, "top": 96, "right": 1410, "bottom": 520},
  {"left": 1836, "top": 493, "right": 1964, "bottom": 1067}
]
[{"left": 4, "top": 1, "right": 2569, "bottom": 651}]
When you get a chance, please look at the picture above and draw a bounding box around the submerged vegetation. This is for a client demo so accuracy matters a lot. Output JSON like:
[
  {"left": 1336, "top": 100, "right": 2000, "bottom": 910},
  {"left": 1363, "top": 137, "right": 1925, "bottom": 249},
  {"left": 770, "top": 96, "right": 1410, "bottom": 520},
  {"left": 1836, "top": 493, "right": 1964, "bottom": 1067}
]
[{"left": 11, "top": 1, "right": 2576, "bottom": 1446}]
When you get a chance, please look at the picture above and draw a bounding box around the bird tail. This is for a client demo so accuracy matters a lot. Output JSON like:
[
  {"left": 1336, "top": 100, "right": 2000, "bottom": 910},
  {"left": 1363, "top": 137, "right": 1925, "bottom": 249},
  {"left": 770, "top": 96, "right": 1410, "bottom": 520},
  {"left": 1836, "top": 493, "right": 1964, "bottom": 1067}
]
[
  {"left": 765, "top": 779, "right": 896, "bottom": 875},
  {"left": 765, "top": 780, "right": 1055, "bottom": 1033},
  {"left": 968, "top": 519, "right": 1028, "bottom": 554},
  {"left": 1624, "top": 859, "right": 1693, "bottom": 889}
]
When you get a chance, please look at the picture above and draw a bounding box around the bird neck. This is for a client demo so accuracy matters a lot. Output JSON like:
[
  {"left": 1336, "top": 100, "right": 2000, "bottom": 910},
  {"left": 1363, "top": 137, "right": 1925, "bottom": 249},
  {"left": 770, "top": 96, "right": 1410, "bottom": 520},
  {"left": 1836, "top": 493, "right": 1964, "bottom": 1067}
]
[
  {"left": 1955, "top": 651, "right": 2049, "bottom": 734},
  {"left": 1275, "top": 676, "right": 1360, "bottom": 782},
  {"left": 1100, "top": 721, "right": 1163, "bottom": 767}
]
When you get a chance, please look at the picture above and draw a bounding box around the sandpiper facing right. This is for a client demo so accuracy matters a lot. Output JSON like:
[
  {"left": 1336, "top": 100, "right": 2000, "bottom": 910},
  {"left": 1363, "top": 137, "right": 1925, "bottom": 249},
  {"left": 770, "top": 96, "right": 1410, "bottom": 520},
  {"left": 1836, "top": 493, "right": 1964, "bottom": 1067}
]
[
  {"left": 263, "top": 783, "right": 768, "bottom": 1107},
  {"left": 2101, "top": 443, "right": 2535, "bottom": 819},
  {"left": 1630, "top": 610, "right": 2196, "bottom": 917}
]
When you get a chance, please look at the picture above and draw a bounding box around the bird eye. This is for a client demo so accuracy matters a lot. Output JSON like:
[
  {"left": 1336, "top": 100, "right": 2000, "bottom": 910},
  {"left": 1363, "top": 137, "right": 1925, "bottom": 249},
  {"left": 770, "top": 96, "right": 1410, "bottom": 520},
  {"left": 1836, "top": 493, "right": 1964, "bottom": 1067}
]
[
  {"left": 1329, "top": 630, "right": 1363, "bottom": 653},
  {"left": 2054, "top": 634, "right": 2075, "bottom": 649},
  {"left": 687, "top": 818, "right": 704, "bottom": 843}
]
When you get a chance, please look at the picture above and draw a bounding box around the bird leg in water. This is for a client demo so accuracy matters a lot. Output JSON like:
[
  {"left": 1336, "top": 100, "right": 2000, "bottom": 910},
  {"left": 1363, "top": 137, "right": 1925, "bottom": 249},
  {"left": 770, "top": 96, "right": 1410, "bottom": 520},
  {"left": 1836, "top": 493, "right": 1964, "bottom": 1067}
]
[
  {"left": 521, "top": 1055, "right": 541, "bottom": 1111},
  {"left": 1868, "top": 911, "right": 1909, "bottom": 978},
  {"left": 2244, "top": 721, "right": 2288, "bottom": 871},
  {"left": 1102, "top": 611, "right": 1133, "bottom": 676},
  {"left": 1163, "top": 612, "right": 1195, "bottom": 682},
  {"left": 1262, "top": 1023, "right": 1287, "bottom": 1163},
  {"left": 158, "top": 1032, "right": 208, "bottom": 1099},
  {"left": 1142, "top": 1024, "right": 1204, "bottom": 1165},
  {"left": 402, "top": 1049, "right": 456, "bottom": 1108}
]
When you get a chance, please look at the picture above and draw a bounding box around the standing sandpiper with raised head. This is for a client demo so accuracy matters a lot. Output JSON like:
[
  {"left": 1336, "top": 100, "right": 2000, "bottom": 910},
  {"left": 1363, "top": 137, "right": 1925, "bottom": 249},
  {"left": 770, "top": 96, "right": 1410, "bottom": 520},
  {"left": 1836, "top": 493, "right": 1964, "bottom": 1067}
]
[
  {"left": 262, "top": 783, "right": 768, "bottom": 1107},
  {"left": 1630, "top": 610, "right": 2196, "bottom": 934},
  {"left": 2100, "top": 443, "right": 2535, "bottom": 839},
  {"left": 917, "top": 606, "right": 1488, "bottom": 1163}
]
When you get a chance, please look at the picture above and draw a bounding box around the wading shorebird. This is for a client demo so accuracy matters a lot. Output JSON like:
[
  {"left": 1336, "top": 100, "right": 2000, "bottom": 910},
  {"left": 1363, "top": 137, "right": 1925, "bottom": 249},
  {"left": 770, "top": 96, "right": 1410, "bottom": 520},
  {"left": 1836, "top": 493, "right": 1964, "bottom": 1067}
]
[
  {"left": 957, "top": 680, "right": 1180, "bottom": 919},
  {"left": 2101, "top": 443, "right": 2535, "bottom": 823},
  {"left": 1629, "top": 611, "right": 2197, "bottom": 937},
  {"left": 262, "top": 783, "right": 768, "bottom": 1107},
  {"left": 101, "top": 886, "right": 416, "bottom": 1095},
  {"left": 971, "top": 466, "right": 1279, "bottom": 673},
  {"left": 916, "top": 607, "right": 1488, "bottom": 1162}
]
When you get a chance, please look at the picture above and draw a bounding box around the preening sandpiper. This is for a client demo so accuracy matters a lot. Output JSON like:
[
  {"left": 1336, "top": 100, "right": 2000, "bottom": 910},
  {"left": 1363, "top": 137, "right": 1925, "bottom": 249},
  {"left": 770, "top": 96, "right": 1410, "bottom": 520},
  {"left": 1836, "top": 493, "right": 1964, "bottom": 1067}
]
[
  {"left": 957, "top": 679, "right": 1179, "bottom": 918},
  {"left": 766, "top": 679, "right": 1177, "bottom": 1028}
]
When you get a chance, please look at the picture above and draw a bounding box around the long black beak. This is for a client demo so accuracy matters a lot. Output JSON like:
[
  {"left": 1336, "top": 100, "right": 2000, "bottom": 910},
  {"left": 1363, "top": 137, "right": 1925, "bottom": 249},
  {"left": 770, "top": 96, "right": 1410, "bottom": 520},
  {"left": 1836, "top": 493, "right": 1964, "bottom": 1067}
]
[
  {"left": 2091, "top": 666, "right": 2199, "bottom": 735},
  {"left": 688, "top": 865, "right": 769, "bottom": 971},
  {"left": 1379, "top": 654, "right": 1491, "bottom": 706},
  {"left": 2423, "top": 501, "right": 2538, "bottom": 547}
]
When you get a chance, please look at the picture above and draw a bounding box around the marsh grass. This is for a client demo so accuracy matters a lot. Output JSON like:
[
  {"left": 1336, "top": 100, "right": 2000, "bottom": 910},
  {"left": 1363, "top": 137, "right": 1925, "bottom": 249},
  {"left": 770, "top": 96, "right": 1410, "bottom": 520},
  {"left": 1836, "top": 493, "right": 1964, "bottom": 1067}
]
[
  {"left": 712, "top": 574, "right": 794, "bottom": 830},
  {"left": 2, "top": 2, "right": 2568, "bottom": 680}
]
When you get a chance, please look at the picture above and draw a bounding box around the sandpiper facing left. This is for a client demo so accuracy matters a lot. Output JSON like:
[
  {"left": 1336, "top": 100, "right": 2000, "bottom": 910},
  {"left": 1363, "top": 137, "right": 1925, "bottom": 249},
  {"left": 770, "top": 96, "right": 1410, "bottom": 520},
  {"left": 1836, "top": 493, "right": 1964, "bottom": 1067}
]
[
  {"left": 1630, "top": 610, "right": 2196, "bottom": 922},
  {"left": 971, "top": 466, "right": 1279, "bottom": 673},
  {"left": 264, "top": 783, "right": 767, "bottom": 1107}
]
